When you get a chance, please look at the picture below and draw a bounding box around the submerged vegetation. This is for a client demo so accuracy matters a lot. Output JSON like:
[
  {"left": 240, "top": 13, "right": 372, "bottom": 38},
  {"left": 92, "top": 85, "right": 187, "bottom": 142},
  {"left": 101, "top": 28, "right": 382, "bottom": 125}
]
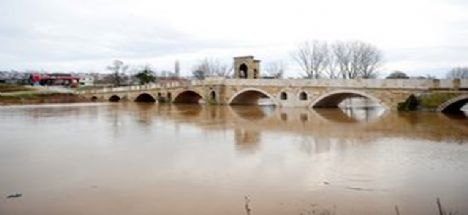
[
  {"left": 398, "top": 94, "right": 419, "bottom": 111},
  {"left": 398, "top": 93, "right": 463, "bottom": 112},
  {"left": 243, "top": 197, "right": 458, "bottom": 215}
]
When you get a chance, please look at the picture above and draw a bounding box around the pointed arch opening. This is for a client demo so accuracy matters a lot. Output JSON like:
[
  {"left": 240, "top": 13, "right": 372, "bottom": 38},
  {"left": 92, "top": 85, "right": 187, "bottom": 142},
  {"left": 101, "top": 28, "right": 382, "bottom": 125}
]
[
  {"left": 239, "top": 64, "right": 248, "bottom": 79},
  {"left": 280, "top": 92, "right": 288, "bottom": 100},
  {"left": 173, "top": 90, "right": 203, "bottom": 104},
  {"left": 299, "top": 92, "right": 308, "bottom": 101},
  {"left": 135, "top": 93, "right": 156, "bottom": 103},
  {"left": 167, "top": 92, "right": 172, "bottom": 102},
  {"left": 311, "top": 90, "right": 386, "bottom": 109},
  {"left": 229, "top": 88, "right": 276, "bottom": 106},
  {"left": 210, "top": 91, "right": 216, "bottom": 101},
  {"left": 109, "top": 95, "right": 121, "bottom": 102},
  {"left": 438, "top": 95, "right": 468, "bottom": 114}
]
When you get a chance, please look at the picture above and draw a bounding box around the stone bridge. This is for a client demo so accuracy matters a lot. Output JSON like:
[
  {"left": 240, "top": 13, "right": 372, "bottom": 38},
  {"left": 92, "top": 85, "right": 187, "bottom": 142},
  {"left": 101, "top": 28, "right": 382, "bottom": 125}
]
[{"left": 78, "top": 78, "right": 468, "bottom": 112}]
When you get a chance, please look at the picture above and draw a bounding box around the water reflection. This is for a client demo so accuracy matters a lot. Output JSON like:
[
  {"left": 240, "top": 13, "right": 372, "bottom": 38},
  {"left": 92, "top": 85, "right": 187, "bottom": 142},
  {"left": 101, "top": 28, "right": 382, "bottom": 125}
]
[
  {"left": 173, "top": 104, "right": 202, "bottom": 117},
  {"left": 3, "top": 103, "right": 466, "bottom": 145},
  {"left": 341, "top": 107, "right": 387, "bottom": 122},
  {"left": 442, "top": 110, "right": 468, "bottom": 121},
  {"left": 135, "top": 103, "right": 156, "bottom": 125},
  {"left": 314, "top": 107, "right": 386, "bottom": 123},
  {"left": 234, "top": 128, "right": 261, "bottom": 153},
  {"left": 230, "top": 105, "right": 275, "bottom": 121}
]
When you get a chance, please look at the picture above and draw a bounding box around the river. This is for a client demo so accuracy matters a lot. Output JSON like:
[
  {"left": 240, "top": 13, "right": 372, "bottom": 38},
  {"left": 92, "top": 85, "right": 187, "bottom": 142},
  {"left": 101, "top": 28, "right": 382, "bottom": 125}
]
[{"left": 0, "top": 103, "right": 467, "bottom": 215}]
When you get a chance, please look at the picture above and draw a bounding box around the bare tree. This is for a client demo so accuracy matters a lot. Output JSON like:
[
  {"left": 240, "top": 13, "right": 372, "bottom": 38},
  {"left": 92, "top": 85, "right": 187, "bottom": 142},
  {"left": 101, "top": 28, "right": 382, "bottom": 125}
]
[
  {"left": 292, "top": 41, "right": 329, "bottom": 79},
  {"left": 192, "top": 70, "right": 205, "bottom": 80},
  {"left": 332, "top": 41, "right": 352, "bottom": 79},
  {"left": 353, "top": 41, "right": 382, "bottom": 79},
  {"left": 332, "top": 41, "right": 382, "bottom": 79},
  {"left": 192, "top": 58, "right": 231, "bottom": 79},
  {"left": 446, "top": 67, "right": 468, "bottom": 79},
  {"left": 325, "top": 49, "right": 338, "bottom": 79},
  {"left": 265, "top": 61, "right": 287, "bottom": 79},
  {"left": 106, "top": 60, "right": 129, "bottom": 86}
]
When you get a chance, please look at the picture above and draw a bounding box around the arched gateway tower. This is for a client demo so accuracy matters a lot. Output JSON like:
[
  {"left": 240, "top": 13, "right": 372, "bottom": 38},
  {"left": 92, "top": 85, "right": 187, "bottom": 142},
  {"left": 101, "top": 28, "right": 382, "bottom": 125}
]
[{"left": 234, "top": 56, "right": 261, "bottom": 79}]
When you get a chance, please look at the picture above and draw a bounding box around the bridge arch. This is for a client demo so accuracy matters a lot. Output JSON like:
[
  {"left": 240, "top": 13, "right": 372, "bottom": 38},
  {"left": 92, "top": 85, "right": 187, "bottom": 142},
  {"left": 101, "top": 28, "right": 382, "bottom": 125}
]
[
  {"left": 109, "top": 95, "right": 121, "bottom": 102},
  {"left": 437, "top": 94, "right": 468, "bottom": 113},
  {"left": 309, "top": 90, "right": 388, "bottom": 109},
  {"left": 90, "top": 96, "right": 98, "bottom": 102},
  {"left": 279, "top": 91, "right": 288, "bottom": 100},
  {"left": 299, "top": 91, "right": 308, "bottom": 101},
  {"left": 228, "top": 88, "right": 278, "bottom": 106},
  {"left": 173, "top": 90, "right": 204, "bottom": 104},
  {"left": 239, "top": 64, "right": 248, "bottom": 79},
  {"left": 135, "top": 93, "right": 156, "bottom": 103},
  {"left": 210, "top": 90, "right": 216, "bottom": 101}
]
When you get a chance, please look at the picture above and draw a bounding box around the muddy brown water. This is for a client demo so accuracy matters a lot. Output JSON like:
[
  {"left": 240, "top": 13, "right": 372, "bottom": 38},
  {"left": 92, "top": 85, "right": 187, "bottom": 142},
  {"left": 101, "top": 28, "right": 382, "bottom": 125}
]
[{"left": 0, "top": 103, "right": 467, "bottom": 215}]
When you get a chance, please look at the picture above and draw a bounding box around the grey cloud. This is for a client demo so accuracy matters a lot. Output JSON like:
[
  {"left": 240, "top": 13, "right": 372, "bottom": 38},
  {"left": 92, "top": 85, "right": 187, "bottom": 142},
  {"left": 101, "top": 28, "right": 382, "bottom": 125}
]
[{"left": 1, "top": 0, "right": 468, "bottom": 75}]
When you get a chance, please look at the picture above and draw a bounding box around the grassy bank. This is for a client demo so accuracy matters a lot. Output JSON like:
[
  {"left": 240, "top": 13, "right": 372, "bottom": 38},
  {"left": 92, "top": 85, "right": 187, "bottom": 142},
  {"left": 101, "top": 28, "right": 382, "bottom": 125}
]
[
  {"left": 0, "top": 92, "right": 87, "bottom": 105},
  {"left": 0, "top": 84, "right": 87, "bottom": 105},
  {"left": 0, "top": 83, "right": 36, "bottom": 93}
]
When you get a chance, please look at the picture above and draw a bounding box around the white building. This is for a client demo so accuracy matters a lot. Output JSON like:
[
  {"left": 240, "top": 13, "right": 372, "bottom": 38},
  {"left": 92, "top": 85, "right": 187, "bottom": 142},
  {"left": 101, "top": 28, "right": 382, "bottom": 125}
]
[{"left": 79, "top": 75, "right": 94, "bottom": 86}]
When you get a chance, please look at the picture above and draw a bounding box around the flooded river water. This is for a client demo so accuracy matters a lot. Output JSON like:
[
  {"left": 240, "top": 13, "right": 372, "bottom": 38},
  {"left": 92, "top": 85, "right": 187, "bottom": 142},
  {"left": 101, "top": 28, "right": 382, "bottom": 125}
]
[{"left": 1, "top": 103, "right": 468, "bottom": 215}]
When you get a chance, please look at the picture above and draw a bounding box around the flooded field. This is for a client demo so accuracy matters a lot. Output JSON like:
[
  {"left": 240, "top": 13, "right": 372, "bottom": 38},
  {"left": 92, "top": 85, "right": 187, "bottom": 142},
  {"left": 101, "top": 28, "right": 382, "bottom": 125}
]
[{"left": 1, "top": 103, "right": 468, "bottom": 215}]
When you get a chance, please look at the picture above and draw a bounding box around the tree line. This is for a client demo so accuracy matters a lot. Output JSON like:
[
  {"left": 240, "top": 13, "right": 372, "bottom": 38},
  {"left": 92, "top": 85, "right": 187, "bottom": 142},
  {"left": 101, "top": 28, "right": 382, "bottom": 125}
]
[
  {"left": 104, "top": 60, "right": 180, "bottom": 86},
  {"left": 292, "top": 40, "right": 382, "bottom": 79},
  {"left": 188, "top": 40, "right": 384, "bottom": 80},
  {"left": 106, "top": 40, "right": 468, "bottom": 86}
]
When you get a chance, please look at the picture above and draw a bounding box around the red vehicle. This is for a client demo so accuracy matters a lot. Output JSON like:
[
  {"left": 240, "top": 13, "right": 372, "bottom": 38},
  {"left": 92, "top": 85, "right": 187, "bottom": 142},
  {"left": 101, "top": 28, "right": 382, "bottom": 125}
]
[
  {"left": 38, "top": 73, "right": 80, "bottom": 88},
  {"left": 29, "top": 73, "right": 42, "bottom": 85}
]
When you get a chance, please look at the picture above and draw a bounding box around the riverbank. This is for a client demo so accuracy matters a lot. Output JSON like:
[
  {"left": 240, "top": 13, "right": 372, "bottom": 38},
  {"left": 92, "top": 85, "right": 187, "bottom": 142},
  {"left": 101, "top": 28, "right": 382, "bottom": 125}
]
[
  {"left": 0, "top": 83, "right": 36, "bottom": 92},
  {"left": 0, "top": 84, "right": 86, "bottom": 105},
  {"left": 0, "top": 92, "right": 87, "bottom": 105}
]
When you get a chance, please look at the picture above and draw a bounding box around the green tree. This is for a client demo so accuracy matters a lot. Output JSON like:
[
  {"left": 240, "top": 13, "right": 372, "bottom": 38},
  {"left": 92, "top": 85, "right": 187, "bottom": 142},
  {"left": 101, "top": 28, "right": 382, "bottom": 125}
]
[
  {"left": 134, "top": 66, "right": 156, "bottom": 85},
  {"left": 386, "top": 70, "right": 409, "bottom": 79}
]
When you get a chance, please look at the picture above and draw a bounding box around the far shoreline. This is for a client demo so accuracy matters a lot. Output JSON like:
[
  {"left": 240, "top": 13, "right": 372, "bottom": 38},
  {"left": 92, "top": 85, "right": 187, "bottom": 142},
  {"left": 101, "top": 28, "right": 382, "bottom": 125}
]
[{"left": 0, "top": 92, "right": 87, "bottom": 106}]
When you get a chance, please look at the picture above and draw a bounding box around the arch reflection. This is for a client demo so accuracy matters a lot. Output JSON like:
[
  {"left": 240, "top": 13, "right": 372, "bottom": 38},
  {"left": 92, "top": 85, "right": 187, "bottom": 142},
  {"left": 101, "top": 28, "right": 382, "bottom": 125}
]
[
  {"left": 234, "top": 128, "right": 261, "bottom": 153},
  {"left": 173, "top": 104, "right": 203, "bottom": 118},
  {"left": 229, "top": 105, "right": 275, "bottom": 121},
  {"left": 313, "top": 107, "right": 386, "bottom": 124}
]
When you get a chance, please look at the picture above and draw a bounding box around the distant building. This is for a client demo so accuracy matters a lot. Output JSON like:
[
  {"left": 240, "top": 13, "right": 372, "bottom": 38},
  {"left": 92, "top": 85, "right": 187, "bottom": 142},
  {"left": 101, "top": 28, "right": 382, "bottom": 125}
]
[
  {"left": 1, "top": 71, "right": 30, "bottom": 84},
  {"left": 79, "top": 75, "right": 94, "bottom": 86},
  {"left": 0, "top": 71, "right": 7, "bottom": 83}
]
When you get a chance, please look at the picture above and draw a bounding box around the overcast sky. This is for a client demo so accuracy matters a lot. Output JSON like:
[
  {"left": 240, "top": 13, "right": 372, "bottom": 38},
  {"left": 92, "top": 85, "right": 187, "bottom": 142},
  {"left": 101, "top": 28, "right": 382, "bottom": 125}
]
[{"left": 0, "top": 0, "right": 467, "bottom": 78}]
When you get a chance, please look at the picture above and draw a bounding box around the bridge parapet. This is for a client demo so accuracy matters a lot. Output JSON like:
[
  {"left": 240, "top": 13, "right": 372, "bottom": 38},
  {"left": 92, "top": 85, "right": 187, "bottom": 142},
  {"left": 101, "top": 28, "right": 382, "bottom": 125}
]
[
  {"left": 79, "top": 78, "right": 467, "bottom": 95},
  {"left": 222, "top": 78, "right": 466, "bottom": 90}
]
